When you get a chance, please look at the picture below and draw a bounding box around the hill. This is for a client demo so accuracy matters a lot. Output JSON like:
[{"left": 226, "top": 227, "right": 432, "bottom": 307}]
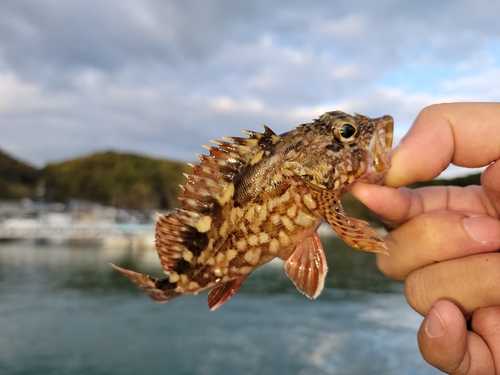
[
  {"left": 410, "top": 173, "right": 481, "bottom": 188},
  {"left": 42, "top": 152, "right": 190, "bottom": 210},
  {"left": 0, "top": 149, "right": 39, "bottom": 199},
  {"left": 342, "top": 172, "right": 482, "bottom": 225}
]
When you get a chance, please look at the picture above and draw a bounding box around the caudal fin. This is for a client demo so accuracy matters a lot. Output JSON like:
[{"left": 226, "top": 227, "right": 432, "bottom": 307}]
[{"left": 111, "top": 264, "right": 180, "bottom": 303}]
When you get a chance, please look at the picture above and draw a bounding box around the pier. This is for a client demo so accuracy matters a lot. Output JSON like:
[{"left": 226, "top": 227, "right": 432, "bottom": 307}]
[{"left": 0, "top": 219, "right": 123, "bottom": 240}]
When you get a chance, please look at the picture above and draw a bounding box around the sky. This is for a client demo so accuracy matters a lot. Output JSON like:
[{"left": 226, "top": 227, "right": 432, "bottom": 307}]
[{"left": 1, "top": 0, "right": 500, "bottom": 178}]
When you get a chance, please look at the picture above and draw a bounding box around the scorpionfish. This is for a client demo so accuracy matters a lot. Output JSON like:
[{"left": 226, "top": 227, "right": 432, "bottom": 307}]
[{"left": 113, "top": 111, "right": 393, "bottom": 310}]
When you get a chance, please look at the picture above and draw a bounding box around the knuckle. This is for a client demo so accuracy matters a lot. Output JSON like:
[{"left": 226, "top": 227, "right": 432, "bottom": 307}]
[{"left": 404, "top": 270, "right": 432, "bottom": 315}]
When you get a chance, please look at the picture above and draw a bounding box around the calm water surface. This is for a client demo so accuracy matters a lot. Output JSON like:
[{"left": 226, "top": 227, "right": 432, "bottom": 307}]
[{"left": 0, "top": 237, "right": 440, "bottom": 375}]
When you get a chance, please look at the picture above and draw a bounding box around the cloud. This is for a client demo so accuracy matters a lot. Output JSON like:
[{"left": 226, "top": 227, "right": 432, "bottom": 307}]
[
  {"left": 1, "top": 0, "right": 500, "bottom": 169},
  {"left": 443, "top": 68, "right": 500, "bottom": 97}
]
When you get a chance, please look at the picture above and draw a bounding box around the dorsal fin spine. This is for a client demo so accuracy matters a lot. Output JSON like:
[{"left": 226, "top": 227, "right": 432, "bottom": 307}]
[
  {"left": 263, "top": 124, "right": 277, "bottom": 136},
  {"left": 178, "top": 197, "right": 213, "bottom": 212}
]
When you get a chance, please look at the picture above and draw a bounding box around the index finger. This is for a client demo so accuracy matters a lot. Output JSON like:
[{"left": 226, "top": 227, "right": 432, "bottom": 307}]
[{"left": 386, "top": 102, "right": 500, "bottom": 187}]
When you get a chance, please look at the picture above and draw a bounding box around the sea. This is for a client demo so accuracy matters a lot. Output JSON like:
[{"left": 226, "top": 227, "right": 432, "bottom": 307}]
[{"left": 0, "top": 236, "right": 441, "bottom": 375}]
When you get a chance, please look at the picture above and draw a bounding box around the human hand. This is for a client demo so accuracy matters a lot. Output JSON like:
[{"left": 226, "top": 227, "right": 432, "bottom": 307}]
[{"left": 351, "top": 103, "right": 500, "bottom": 374}]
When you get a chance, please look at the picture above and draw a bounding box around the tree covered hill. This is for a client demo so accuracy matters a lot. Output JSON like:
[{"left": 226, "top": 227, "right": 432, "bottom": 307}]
[
  {"left": 42, "top": 152, "right": 190, "bottom": 210},
  {"left": 0, "top": 149, "right": 39, "bottom": 199}
]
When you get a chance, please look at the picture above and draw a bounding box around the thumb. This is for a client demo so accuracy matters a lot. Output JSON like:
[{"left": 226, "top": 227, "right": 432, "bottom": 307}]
[{"left": 418, "top": 300, "right": 494, "bottom": 374}]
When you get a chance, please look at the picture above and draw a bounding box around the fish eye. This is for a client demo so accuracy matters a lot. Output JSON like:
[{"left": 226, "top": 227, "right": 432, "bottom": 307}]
[
  {"left": 340, "top": 124, "right": 356, "bottom": 139},
  {"left": 332, "top": 122, "right": 359, "bottom": 143}
]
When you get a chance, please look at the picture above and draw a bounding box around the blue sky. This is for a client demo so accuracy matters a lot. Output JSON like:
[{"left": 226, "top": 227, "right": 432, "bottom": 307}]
[{"left": 1, "top": 0, "right": 500, "bottom": 178}]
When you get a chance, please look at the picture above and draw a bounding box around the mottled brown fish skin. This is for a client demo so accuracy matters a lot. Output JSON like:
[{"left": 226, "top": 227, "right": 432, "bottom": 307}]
[{"left": 112, "top": 110, "right": 393, "bottom": 309}]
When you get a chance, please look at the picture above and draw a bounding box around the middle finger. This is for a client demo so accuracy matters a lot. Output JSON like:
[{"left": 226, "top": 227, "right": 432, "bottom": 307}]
[{"left": 377, "top": 210, "right": 500, "bottom": 281}]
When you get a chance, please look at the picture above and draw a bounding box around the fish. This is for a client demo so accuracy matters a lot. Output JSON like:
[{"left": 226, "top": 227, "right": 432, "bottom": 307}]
[{"left": 112, "top": 111, "right": 394, "bottom": 310}]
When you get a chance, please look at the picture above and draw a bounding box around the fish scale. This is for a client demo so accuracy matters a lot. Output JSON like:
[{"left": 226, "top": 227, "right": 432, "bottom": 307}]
[{"left": 112, "top": 110, "right": 394, "bottom": 310}]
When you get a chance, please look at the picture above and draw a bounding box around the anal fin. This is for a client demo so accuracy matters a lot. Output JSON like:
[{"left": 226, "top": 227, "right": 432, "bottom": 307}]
[
  {"left": 284, "top": 231, "right": 327, "bottom": 299},
  {"left": 207, "top": 277, "right": 247, "bottom": 311}
]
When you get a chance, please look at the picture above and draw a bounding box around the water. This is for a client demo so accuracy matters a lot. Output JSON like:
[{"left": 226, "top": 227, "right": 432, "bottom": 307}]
[{"left": 0, "top": 238, "right": 440, "bottom": 375}]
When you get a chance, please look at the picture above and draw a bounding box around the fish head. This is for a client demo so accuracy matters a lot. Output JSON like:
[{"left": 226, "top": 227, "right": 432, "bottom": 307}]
[{"left": 283, "top": 111, "right": 394, "bottom": 192}]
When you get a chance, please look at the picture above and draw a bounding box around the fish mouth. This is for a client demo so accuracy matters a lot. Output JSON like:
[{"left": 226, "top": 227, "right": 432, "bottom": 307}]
[{"left": 369, "top": 115, "right": 394, "bottom": 174}]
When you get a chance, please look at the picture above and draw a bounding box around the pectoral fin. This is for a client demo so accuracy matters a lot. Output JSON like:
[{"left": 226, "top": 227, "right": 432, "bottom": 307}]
[
  {"left": 316, "top": 190, "right": 388, "bottom": 254},
  {"left": 284, "top": 231, "right": 327, "bottom": 299}
]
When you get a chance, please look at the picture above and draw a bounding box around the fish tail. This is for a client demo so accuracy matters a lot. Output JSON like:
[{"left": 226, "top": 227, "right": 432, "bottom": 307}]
[{"left": 110, "top": 263, "right": 180, "bottom": 303}]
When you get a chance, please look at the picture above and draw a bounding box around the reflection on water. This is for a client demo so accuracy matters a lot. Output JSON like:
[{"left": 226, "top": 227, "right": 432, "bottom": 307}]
[{"left": 0, "top": 239, "right": 439, "bottom": 375}]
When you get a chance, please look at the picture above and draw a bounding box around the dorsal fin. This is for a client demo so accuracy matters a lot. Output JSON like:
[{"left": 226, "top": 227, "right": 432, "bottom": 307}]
[{"left": 155, "top": 126, "right": 281, "bottom": 275}]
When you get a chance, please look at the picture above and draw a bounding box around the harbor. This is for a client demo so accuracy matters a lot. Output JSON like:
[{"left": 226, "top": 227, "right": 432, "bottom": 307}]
[{"left": 0, "top": 199, "right": 156, "bottom": 249}]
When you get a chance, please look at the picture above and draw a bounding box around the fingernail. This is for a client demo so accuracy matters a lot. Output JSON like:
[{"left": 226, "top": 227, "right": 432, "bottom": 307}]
[
  {"left": 463, "top": 216, "right": 500, "bottom": 245},
  {"left": 425, "top": 308, "right": 445, "bottom": 338}
]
